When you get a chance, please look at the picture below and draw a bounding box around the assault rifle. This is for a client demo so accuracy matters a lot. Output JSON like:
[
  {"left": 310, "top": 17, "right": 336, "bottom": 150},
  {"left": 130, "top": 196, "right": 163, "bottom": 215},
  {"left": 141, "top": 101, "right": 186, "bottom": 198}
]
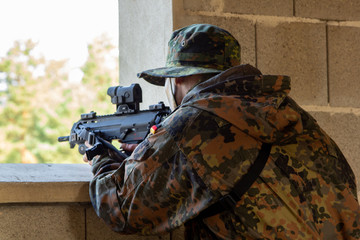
[{"left": 58, "top": 83, "right": 170, "bottom": 160}]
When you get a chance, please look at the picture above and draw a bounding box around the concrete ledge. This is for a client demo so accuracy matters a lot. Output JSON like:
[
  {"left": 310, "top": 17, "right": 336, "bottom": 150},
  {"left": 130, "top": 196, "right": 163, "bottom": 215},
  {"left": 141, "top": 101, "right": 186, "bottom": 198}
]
[
  {"left": 0, "top": 164, "right": 177, "bottom": 239},
  {"left": 0, "top": 164, "right": 93, "bottom": 203}
]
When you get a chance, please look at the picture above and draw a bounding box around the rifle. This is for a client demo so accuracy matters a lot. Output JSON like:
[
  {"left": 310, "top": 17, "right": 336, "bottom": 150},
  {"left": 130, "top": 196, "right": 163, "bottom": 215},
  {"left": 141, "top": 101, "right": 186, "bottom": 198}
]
[{"left": 58, "top": 83, "right": 170, "bottom": 160}]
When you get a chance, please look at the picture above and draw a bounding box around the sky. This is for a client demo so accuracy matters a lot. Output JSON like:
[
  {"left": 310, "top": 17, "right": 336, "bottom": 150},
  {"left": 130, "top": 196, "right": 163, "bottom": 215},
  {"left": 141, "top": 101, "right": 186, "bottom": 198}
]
[{"left": 0, "top": 0, "right": 118, "bottom": 69}]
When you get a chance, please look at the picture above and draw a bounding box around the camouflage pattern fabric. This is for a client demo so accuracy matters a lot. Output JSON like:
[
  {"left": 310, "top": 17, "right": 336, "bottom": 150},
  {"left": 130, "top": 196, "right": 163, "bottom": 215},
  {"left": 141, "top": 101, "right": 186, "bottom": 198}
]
[
  {"left": 137, "top": 24, "right": 241, "bottom": 86},
  {"left": 90, "top": 64, "right": 360, "bottom": 239}
]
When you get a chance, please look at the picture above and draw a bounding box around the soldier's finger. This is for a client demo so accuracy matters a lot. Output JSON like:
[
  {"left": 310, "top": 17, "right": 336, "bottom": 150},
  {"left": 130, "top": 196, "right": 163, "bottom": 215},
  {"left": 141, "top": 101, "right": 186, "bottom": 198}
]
[
  {"left": 85, "top": 141, "right": 92, "bottom": 148},
  {"left": 120, "top": 143, "right": 138, "bottom": 152},
  {"left": 83, "top": 154, "right": 89, "bottom": 163}
]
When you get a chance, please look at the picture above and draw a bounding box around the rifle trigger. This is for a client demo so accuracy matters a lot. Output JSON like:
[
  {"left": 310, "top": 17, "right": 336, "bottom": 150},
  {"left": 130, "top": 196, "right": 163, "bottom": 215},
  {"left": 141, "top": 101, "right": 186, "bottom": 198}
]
[{"left": 88, "top": 132, "right": 96, "bottom": 146}]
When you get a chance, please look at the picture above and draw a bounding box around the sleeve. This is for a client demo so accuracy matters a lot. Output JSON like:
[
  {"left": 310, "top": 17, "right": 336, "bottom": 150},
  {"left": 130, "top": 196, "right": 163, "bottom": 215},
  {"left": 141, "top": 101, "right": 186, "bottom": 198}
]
[{"left": 89, "top": 113, "right": 217, "bottom": 235}]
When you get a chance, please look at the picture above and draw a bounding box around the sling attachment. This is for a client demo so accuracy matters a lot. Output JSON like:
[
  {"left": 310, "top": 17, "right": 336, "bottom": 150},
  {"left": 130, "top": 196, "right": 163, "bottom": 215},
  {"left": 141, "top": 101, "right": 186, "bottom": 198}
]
[{"left": 195, "top": 143, "right": 272, "bottom": 220}]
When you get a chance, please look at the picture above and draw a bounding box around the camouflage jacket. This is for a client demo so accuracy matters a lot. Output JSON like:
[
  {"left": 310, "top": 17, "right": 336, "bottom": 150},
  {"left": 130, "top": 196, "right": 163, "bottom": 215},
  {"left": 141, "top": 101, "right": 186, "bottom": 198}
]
[{"left": 89, "top": 64, "right": 360, "bottom": 239}]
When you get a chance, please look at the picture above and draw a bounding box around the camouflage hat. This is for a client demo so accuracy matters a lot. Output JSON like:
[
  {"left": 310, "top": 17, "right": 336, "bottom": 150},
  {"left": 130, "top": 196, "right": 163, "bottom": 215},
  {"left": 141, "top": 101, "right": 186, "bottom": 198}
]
[{"left": 137, "top": 24, "right": 241, "bottom": 86}]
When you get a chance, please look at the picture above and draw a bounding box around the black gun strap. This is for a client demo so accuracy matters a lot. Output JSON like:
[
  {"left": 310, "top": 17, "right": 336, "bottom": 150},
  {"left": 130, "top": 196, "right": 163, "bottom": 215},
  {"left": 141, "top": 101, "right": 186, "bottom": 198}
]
[{"left": 195, "top": 143, "right": 272, "bottom": 220}]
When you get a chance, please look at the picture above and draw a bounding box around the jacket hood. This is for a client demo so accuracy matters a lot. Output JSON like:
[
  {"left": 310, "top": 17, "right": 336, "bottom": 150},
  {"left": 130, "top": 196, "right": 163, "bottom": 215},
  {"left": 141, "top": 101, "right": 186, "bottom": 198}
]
[{"left": 181, "top": 64, "right": 303, "bottom": 144}]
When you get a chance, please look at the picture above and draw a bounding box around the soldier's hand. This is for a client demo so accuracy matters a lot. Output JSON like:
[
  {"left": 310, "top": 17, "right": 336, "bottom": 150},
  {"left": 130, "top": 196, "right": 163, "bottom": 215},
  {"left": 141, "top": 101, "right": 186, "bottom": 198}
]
[
  {"left": 83, "top": 153, "right": 92, "bottom": 165},
  {"left": 120, "top": 142, "right": 138, "bottom": 153},
  {"left": 82, "top": 141, "right": 97, "bottom": 166}
]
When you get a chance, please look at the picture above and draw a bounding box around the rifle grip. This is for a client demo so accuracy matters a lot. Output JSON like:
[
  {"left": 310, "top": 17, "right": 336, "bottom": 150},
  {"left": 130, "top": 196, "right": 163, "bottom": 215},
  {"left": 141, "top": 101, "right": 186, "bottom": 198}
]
[{"left": 85, "top": 142, "right": 105, "bottom": 160}]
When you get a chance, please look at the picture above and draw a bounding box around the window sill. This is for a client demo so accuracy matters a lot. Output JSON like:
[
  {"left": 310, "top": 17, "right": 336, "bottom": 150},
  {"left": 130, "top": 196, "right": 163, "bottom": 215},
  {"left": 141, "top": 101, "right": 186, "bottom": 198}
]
[{"left": 0, "top": 164, "right": 93, "bottom": 203}]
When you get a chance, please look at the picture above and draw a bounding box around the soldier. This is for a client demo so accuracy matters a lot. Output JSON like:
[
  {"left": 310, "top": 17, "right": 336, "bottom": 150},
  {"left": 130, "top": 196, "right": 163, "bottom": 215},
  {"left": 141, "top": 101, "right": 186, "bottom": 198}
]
[{"left": 85, "top": 24, "right": 360, "bottom": 239}]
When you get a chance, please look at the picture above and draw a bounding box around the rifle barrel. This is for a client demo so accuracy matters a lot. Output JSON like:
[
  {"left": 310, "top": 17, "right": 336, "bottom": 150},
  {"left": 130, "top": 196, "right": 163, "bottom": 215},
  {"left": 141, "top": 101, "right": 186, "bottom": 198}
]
[{"left": 58, "top": 136, "right": 70, "bottom": 142}]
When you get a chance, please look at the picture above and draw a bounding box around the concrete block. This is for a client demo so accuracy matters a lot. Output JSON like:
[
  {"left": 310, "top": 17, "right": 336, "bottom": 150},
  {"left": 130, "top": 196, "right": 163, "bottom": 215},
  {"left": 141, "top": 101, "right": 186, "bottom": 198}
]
[
  {"left": 170, "top": 225, "right": 185, "bottom": 240},
  {"left": 173, "top": 15, "right": 256, "bottom": 66},
  {"left": 183, "top": 0, "right": 220, "bottom": 12},
  {"left": 295, "top": 0, "right": 360, "bottom": 21},
  {"left": 86, "top": 207, "right": 170, "bottom": 240},
  {"left": 308, "top": 110, "right": 360, "bottom": 190},
  {"left": 0, "top": 164, "right": 92, "bottom": 203},
  {"left": 223, "top": 0, "right": 293, "bottom": 17},
  {"left": 328, "top": 24, "right": 360, "bottom": 108},
  {"left": 257, "top": 20, "right": 327, "bottom": 106},
  {"left": 0, "top": 204, "right": 85, "bottom": 240}
]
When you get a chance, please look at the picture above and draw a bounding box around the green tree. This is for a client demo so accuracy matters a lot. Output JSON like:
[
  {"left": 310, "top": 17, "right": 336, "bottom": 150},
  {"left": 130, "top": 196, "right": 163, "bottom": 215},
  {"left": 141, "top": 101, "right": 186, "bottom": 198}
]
[{"left": 0, "top": 35, "right": 119, "bottom": 163}]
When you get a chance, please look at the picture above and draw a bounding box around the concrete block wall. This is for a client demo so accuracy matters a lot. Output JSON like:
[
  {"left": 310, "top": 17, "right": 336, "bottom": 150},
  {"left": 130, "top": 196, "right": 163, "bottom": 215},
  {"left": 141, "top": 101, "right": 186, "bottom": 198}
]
[
  {"left": 0, "top": 203, "right": 174, "bottom": 240},
  {"left": 0, "top": 203, "right": 183, "bottom": 240},
  {"left": 172, "top": 0, "right": 360, "bottom": 195},
  {"left": 0, "top": 164, "right": 183, "bottom": 240}
]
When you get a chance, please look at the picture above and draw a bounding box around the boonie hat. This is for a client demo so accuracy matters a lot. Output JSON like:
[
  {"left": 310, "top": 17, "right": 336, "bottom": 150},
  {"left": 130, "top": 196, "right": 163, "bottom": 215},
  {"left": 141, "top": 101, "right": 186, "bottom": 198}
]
[{"left": 137, "top": 24, "right": 241, "bottom": 86}]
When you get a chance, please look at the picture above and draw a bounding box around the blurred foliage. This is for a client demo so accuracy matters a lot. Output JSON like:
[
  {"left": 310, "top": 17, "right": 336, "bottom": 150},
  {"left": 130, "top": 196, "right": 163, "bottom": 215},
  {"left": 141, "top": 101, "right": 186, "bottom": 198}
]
[{"left": 0, "top": 34, "right": 119, "bottom": 163}]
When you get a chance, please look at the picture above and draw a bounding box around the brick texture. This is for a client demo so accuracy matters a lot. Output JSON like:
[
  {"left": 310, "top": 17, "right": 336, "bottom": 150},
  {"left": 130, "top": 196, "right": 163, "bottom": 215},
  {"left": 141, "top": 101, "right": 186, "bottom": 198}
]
[
  {"left": 174, "top": 15, "right": 256, "bottom": 66},
  {"left": 309, "top": 110, "right": 360, "bottom": 190},
  {"left": 295, "top": 0, "right": 360, "bottom": 21},
  {"left": 328, "top": 25, "right": 360, "bottom": 108},
  {"left": 183, "top": 0, "right": 220, "bottom": 12},
  {"left": 86, "top": 207, "right": 170, "bottom": 240},
  {"left": 256, "top": 20, "right": 328, "bottom": 106},
  {"left": 224, "top": 0, "right": 293, "bottom": 17},
  {"left": 170, "top": 225, "right": 186, "bottom": 240},
  {"left": 0, "top": 205, "right": 85, "bottom": 240}
]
